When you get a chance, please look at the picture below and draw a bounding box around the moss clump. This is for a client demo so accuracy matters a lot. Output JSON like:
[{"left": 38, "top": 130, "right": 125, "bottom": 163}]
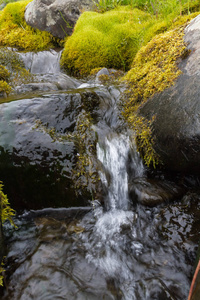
[
  {"left": 0, "top": 64, "right": 10, "bottom": 81},
  {"left": 61, "top": 6, "right": 169, "bottom": 76},
  {"left": 0, "top": 0, "right": 61, "bottom": 50},
  {"left": 122, "top": 23, "right": 193, "bottom": 167},
  {"left": 0, "top": 80, "right": 11, "bottom": 95}
]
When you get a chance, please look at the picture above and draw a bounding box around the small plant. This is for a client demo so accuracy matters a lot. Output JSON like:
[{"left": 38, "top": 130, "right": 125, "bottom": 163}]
[
  {"left": 0, "top": 65, "right": 10, "bottom": 81},
  {"left": 0, "top": 260, "right": 4, "bottom": 286},
  {"left": 0, "top": 79, "right": 11, "bottom": 95},
  {"left": 0, "top": 181, "right": 15, "bottom": 225}
]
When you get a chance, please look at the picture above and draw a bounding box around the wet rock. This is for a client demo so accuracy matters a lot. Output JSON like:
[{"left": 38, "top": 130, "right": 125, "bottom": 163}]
[
  {"left": 14, "top": 73, "right": 81, "bottom": 94},
  {"left": 24, "top": 0, "right": 96, "bottom": 39},
  {"left": 129, "top": 177, "right": 183, "bottom": 206},
  {"left": 15, "top": 82, "right": 59, "bottom": 93},
  {"left": 139, "top": 14, "right": 200, "bottom": 174},
  {"left": 0, "top": 90, "right": 100, "bottom": 210}
]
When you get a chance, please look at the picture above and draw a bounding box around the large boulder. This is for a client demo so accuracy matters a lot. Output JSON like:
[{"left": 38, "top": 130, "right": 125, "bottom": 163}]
[
  {"left": 24, "top": 0, "right": 96, "bottom": 39},
  {"left": 0, "top": 84, "right": 121, "bottom": 210},
  {"left": 139, "top": 15, "right": 200, "bottom": 174},
  {"left": 0, "top": 90, "right": 99, "bottom": 210}
]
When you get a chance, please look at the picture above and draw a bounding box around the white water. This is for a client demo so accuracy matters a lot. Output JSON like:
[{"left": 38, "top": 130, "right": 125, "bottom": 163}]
[
  {"left": 97, "top": 134, "right": 144, "bottom": 210},
  {"left": 18, "top": 49, "right": 62, "bottom": 74},
  {"left": 80, "top": 134, "right": 145, "bottom": 300}
]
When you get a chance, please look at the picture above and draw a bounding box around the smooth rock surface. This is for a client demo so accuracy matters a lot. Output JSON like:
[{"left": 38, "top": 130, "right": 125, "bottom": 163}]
[
  {"left": 0, "top": 90, "right": 99, "bottom": 209},
  {"left": 129, "top": 177, "right": 183, "bottom": 206},
  {"left": 24, "top": 0, "right": 96, "bottom": 39},
  {"left": 139, "top": 14, "right": 200, "bottom": 173}
]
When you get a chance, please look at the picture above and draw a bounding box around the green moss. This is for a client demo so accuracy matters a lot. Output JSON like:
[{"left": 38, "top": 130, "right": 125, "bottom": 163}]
[
  {"left": 61, "top": 3, "right": 200, "bottom": 76},
  {"left": 0, "top": 0, "right": 61, "bottom": 50},
  {"left": 0, "top": 80, "right": 11, "bottom": 95},
  {"left": 0, "top": 181, "right": 15, "bottom": 225},
  {"left": 122, "top": 22, "right": 194, "bottom": 167},
  {"left": 0, "top": 64, "right": 10, "bottom": 81},
  {"left": 61, "top": 7, "right": 159, "bottom": 75}
]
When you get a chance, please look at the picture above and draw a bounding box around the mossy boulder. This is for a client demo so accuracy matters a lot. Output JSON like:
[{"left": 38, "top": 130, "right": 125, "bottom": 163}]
[
  {"left": 0, "top": 0, "right": 60, "bottom": 50},
  {"left": 25, "top": 0, "right": 96, "bottom": 39},
  {"left": 60, "top": 6, "right": 176, "bottom": 76},
  {"left": 127, "top": 14, "right": 200, "bottom": 174}
]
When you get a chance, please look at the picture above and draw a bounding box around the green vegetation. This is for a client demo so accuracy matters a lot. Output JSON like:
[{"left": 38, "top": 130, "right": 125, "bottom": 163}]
[
  {"left": 95, "top": 0, "right": 200, "bottom": 16},
  {"left": 0, "top": 47, "right": 34, "bottom": 96},
  {"left": 0, "top": 181, "right": 15, "bottom": 226},
  {"left": 61, "top": 6, "right": 162, "bottom": 75},
  {"left": 0, "top": 0, "right": 61, "bottom": 50},
  {"left": 0, "top": 181, "right": 15, "bottom": 286},
  {"left": 61, "top": 1, "right": 200, "bottom": 76},
  {"left": 122, "top": 23, "right": 193, "bottom": 166},
  {"left": 0, "top": 64, "right": 11, "bottom": 95}
]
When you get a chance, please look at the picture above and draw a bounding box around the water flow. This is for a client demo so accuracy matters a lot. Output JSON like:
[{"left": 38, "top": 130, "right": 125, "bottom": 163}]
[
  {"left": 18, "top": 49, "right": 62, "bottom": 74},
  {"left": 80, "top": 134, "right": 145, "bottom": 299},
  {"left": 97, "top": 134, "right": 144, "bottom": 210}
]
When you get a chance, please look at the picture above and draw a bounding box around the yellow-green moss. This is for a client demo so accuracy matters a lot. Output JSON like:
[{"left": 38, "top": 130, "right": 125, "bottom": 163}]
[
  {"left": 0, "top": 80, "right": 11, "bottom": 95},
  {"left": 0, "top": 181, "right": 15, "bottom": 225},
  {"left": 60, "top": 7, "right": 161, "bottom": 76},
  {"left": 0, "top": 0, "right": 61, "bottom": 50},
  {"left": 61, "top": 3, "right": 200, "bottom": 77},
  {"left": 0, "top": 65, "right": 10, "bottom": 81},
  {"left": 122, "top": 21, "right": 194, "bottom": 167}
]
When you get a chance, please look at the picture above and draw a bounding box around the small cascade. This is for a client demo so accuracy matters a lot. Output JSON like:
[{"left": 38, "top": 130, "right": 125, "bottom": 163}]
[
  {"left": 79, "top": 133, "right": 145, "bottom": 300},
  {"left": 97, "top": 134, "right": 144, "bottom": 210},
  {"left": 18, "top": 49, "right": 62, "bottom": 74}
]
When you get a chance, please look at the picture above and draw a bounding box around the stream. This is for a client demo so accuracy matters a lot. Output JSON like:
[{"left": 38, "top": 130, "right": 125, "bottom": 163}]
[{"left": 0, "top": 49, "right": 200, "bottom": 300}]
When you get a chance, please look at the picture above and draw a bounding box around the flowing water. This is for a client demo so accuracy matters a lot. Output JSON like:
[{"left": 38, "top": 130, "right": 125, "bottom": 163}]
[{"left": 0, "top": 50, "right": 199, "bottom": 300}]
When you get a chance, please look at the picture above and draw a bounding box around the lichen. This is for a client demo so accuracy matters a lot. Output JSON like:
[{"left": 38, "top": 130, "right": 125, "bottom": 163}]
[
  {"left": 0, "top": 0, "right": 61, "bottom": 51},
  {"left": 122, "top": 22, "right": 194, "bottom": 167}
]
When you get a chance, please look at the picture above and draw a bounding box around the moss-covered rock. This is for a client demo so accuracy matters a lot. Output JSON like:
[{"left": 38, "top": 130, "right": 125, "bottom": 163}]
[
  {"left": 0, "top": 0, "right": 61, "bottom": 50},
  {"left": 60, "top": 6, "right": 176, "bottom": 76},
  {"left": 122, "top": 12, "right": 199, "bottom": 168}
]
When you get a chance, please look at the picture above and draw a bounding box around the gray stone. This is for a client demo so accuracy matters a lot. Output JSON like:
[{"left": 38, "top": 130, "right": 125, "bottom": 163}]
[
  {"left": 129, "top": 177, "right": 183, "bottom": 206},
  {"left": 139, "top": 14, "right": 200, "bottom": 173},
  {"left": 24, "top": 0, "right": 96, "bottom": 39}
]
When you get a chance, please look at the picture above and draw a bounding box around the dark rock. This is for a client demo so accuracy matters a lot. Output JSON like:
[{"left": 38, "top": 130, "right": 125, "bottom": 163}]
[
  {"left": 129, "top": 177, "right": 183, "bottom": 206},
  {"left": 0, "top": 90, "right": 101, "bottom": 210},
  {"left": 139, "top": 14, "right": 200, "bottom": 174},
  {"left": 24, "top": 0, "right": 96, "bottom": 39}
]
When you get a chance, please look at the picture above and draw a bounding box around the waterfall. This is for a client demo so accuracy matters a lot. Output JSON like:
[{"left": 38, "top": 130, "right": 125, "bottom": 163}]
[
  {"left": 18, "top": 49, "right": 62, "bottom": 74},
  {"left": 80, "top": 133, "right": 145, "bottom": 300},
  {"left": 97, "top": 134, "right": 144, "bottom": 210}
]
